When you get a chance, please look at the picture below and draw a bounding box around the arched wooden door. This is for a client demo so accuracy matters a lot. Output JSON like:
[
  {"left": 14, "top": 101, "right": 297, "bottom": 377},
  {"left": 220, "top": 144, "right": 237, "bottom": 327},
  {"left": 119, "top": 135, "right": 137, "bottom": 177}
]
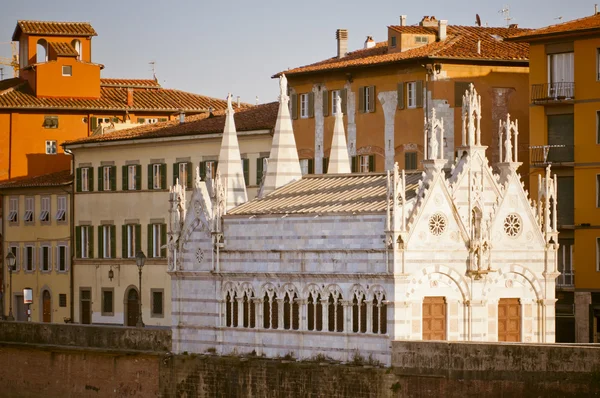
[
  {"left": 42, "top": 290, "right": 51, "bottom": 323},
  {"left": 498, "top": 298, "right": 521, "bottom": 342},
  {"left": 126, "top": 289, "right": 139, "bottom": 327},
  {"left": 423, "top": 297, "right": 446, "bottom": 340}
]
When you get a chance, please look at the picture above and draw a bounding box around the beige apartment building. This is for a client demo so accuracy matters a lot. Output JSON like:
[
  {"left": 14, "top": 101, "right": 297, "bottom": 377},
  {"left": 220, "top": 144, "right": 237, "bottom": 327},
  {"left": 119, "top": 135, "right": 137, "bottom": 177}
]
[
  {"left": 0, "top": 170, "right": 72, "bottom": 322},
  {"left": 62, "top": 102, "right": 277, "bottom": 326}
]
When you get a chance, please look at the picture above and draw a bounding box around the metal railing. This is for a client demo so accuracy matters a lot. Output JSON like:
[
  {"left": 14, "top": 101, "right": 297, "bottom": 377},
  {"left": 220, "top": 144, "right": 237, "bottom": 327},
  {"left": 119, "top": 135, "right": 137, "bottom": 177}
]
[
  {"left": 531, "top": 82, "right": 575, "bottom": 103},
  {"left": 530, "top": 145, "right": 574, "bottom": 165}
]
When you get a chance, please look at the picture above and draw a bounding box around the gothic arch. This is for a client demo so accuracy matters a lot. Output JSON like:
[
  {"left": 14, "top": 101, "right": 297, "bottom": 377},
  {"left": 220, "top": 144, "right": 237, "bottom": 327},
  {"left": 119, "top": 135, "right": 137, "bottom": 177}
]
[
  {"left": 303, "top": 283, "right": 324, "bottom": 298},
  {"left": 222, "top": 281, "right": 238, "bottom": 297},
  {"left": 497, "top": 264, "right": 543, "bottom": 300},
  {"left": 406, "top": 265, "right": 471, "bottom": 301},
  {"left": 368, "top": 285, "right": 387, "bottom": 302},
  {"left": 280, "top": 283, "right": 299, "bottom": 298},
  {"left": 260, "top": 282, "right": 278, "bottom": 299},
  {"left": 348, "top": 284, "right": 367, "bottom": 300}
]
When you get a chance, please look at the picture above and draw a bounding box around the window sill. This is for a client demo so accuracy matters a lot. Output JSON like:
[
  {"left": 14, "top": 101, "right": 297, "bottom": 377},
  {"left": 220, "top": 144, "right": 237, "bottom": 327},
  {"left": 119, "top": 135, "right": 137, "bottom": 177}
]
[{"left": 151, "top": 314, "right": 165, "bottom": 319}]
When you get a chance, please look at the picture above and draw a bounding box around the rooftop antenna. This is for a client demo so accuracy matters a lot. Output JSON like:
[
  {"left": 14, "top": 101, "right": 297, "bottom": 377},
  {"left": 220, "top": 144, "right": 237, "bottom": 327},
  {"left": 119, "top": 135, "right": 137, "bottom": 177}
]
[
  {"left": 255, "top": 95, "right": 259, "bottom": 105},
  {"left": 149, "top": 61, "right": 157, "bottom": 81},
  {"left": 554, "top": 16, "right": 563, "bottom": 22},
  {"left": 0, "top": 67, "right": 4, "bottom": 80},
  {"left": 475, "top": 14, "right": 482, "bottom": 26},
  {"left": 498, "top": 5, "right": 513, "bottom": 27}
]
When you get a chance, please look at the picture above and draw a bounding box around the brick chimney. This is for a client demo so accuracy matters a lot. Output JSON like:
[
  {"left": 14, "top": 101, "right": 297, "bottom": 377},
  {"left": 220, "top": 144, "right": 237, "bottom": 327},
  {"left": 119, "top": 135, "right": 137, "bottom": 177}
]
[
  {"left": 336, "top": 29, "right": 348, "bottom": 58},
  {"left": 126, "top": 88, "right": 134, "bottom": 107},
  {"left": 400, "top": 15, "right": 407, "bottom": 26},
  {"left": 364, "top": 36, "right": 375, "bottom": 49},
  {"left": 438, "top": 20, "right": 448, "bottom": 41},
  {"left": 420, "top": 16, "right": 438, "bottom": 27}
]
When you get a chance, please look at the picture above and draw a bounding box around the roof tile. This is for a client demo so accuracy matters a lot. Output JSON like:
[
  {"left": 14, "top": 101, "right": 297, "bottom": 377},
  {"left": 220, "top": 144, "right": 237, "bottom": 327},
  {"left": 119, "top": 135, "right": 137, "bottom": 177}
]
[
  {"left": 13, "top": 20, "right": 97, "bottom": 40},
  {"left": 48, "top": 41, "right": 79, "bottom": 57},
  {"left": 0, "top": 169, "right": 72, "bottom": 189},
  {"left": 507, "top": 13, "right": 600, "bottom": 40}
]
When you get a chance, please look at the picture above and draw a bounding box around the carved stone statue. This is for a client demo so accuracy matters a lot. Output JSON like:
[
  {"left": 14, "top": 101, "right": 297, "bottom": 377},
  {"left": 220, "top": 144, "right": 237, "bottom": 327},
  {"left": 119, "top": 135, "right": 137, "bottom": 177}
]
[
  {"left": 429, "top": 132, "right": 438, "bottom": 161},
  {"left": 504, "top": 132, "right": 513, "bottom": 162}
]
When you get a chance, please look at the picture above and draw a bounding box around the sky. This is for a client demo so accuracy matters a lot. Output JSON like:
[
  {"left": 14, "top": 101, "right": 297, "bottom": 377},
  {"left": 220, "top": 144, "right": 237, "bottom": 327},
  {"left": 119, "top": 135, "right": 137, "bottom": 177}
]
[{"left": 0, "top": 0, "right": 595, "bottom": 104}]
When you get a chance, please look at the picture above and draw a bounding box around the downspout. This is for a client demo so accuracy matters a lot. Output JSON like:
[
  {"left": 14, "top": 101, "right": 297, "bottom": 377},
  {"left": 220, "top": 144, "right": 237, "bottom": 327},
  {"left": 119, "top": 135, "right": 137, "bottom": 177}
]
[
  {"left": 64, "top": 147, "right": 75, "bottom": 321},
  {"left": 8, "top": 113, "right": 13, "bottom": 179}
]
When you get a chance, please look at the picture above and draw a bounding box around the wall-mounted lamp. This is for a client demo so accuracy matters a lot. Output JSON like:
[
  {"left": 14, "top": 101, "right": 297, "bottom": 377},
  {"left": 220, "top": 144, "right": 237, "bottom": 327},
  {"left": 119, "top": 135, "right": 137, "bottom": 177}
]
[
  {"left": 108, "top": 267, "right": 114, "bottom": 281},
  {"left": 434, "top": 63, "right": 442, "bottom": 74}
]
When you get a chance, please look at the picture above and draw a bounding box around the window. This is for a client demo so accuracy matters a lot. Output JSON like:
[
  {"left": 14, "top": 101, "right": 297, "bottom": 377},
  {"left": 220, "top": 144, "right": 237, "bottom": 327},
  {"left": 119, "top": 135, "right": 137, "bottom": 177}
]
[
  {"left": 25, "top": 245, "right": 35, "bottom": 271},
  {"left": 40, "top": 196, "right": 50, "bottom": 222},
  {"left": 56, "top": 196, "right": 67, "bottom": 222},
  {"left": 372, "top": 293, "right": 387, "bottom": 334},
  {"left": 59, "top": 294, "right": 67, "bottom": 307},
  {"left": 307, "top": 291, "right": 323, "bottom": 331},
  {"left": 57, "top": 245, "right": 68, "bottom": 272},
  {"left": 40, "top": 245, "right": 51, "bottom": 272},
  {"left": 99, "top": 225, "right": 115, "bottom": 259},
  {"left": 597, "top": 237, "right": 600, "bottom": 272},
  {"left": 8, "top": 245, "right": 19, "bottom": 271},
  {"left": 43, "top": 116, "right": 58, "bottom": 129},
  {"left": 242, "top": 289, "right": 255, "bottom": 328},
  {"left": 300, "top": 159, "right": 309, "bottom": 175},
  {"left": 352, "top": 290, "right": 367, "bottom": 333},
  {"left": 102, "top": 289, "right": 114, "bottom": 316},
  {"left": 597, "top": 111, "right": 600, "bottom": 144},
  {"left": 283, "top": 290, "right": 299, "bottom": 330},
  {"left": 407, "top": 82, "right": 417, "bottom": 108},
  {"left": 359, "top": 86, "right": 375, "bottom": 113},
  {"left": 225, "top": 290, "right": 238, "bottom": 327},
  {"left": 173, "top": 162, "right": 192, "bottom": 188},
  {"left": 359, "top": 155, "right": 372, "bottom": 173},
  {"left": 151, "top": 290, "right": 164, "bottom": 317},
  {"left": 8, "top": 197, "right": 18, "bottom": 224},
  {"left": 129, "top": 165, "right": 137, "bottom": 190},
  {"left": 327, "top": 290, "right": 344, "bottom": 332},
  {"left": 548, "top": 52, "right": 574, "bottom": 84},
  {"left": 123, "top": 164, "right": 141, "bottom": 191},
  {"left": 199, "top": 160, "right": 218, "bottom": 181},
  {"left": 62, "top": 65, "right": 72, "bottom": 76},
  {"left": 597, "top": 49, "right": 600, "bottom": 80},
  {"left": 45, "top": 140, "right": 57, "bottom": 154},
  {"left": 100, "top": 166, "right": 116, "bottom": 191},
  {"left": 77, "top": 226, "right": 92, "bottom": 259},
  {"left": 597, "top": 174, "right": 600, "bottom": 208},
  {"left": 256, "top": 157, "right": 267, "bottom": 185},
  {"left": 405, "top": 152, "right": 417, "bottom": 170},
  {"left": 138, "top": 118, "right": 158, "bottom": 124},
  {"left": 300, "top": 93, "right": 309, "bottom": 118},
  {"left": 149, "top": 223, "right": 166, "bottom": 258},
  {"left": 331, "top": 89, "right": 341, "bottom": 114},
  {"left": 390, "top": 36, "right": 397, "bottom": 48},
  {"left": 178, "top": 162, "right": 188, "bottom": 185},
  {"left": 123, "top": 224, "right": 140, "bottom": 259},
  {"left": 150, "top": 163, "right": 165, "bottom": 189},
  {"left": 79, "top": 167, "right": 91, "bottom": 192},
  {"left": 415, "top": 36, "right": 429, "bottom": 44},
  {"left": 263, "top": 292, "right": 279, "bottom": 329},
  {"left": 71, "top": 39, "right": 81, "bottom": 60},
  {"left": 352, "top": 155, "right": 375, "bottom": 173},
  {"left": 24, "top": 197, "right": 34, "bottom": 224}
]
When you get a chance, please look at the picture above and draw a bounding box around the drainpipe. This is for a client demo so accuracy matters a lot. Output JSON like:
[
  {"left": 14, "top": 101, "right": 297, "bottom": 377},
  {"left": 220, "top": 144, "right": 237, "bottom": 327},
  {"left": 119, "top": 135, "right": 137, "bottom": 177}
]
[{"left": 64, "top": 147, "right": 75, "bottom": 321}]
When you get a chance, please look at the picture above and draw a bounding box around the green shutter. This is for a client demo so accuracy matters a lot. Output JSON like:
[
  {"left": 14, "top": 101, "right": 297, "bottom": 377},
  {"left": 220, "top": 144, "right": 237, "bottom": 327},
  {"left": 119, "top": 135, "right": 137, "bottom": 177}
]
[
  {"left": 291, "top": 94, "right": 298, "bottom": 120},
  {"left": 90, "top": 117, "right": 97, "bottom": 130},
  {"left": 76, "top": 168, "right": 82, "bottom": 192},
  {"left": 135, "top": 224, "right": 141, "bottom": 256},
  {"left": 88, "top": 167, "right": 94, "bottom": 192},
  {"left": 147, "top": 164, "right": 153, "bottom": 190},
  {"left": 368, "top": 155, "right": 375, "bottom": 172},
  {"left": 75, "top": 226, "right": 81, "bottom": 258},
  {"left": 358, "top": 87, "right": 365, "bottom": 113},
  {"left": 147, "top": 224, "right": 153, "bottom": 258},
  {"left": 122, "top": 166, "right": 128, "bottom": 190},
  {"left": 199, "top": 162, "right": 206, "bottom": 181},
  {"left": 308, "top": 92, "right": 314, "bottom": 118},
  {"left": 97, "top": 167, "right": 103, "bottom": 192},
  {"left": 110, "top": 166, "right": 116, "bottom": 191},
  {"left": 322, "top": 90, "right": 329, "bottom": 117},
  {"left": 308, "top": 158, "right": 314, "bottom": 174},
  {"left": 416, "top": 80, "right": 423, "bottom": 108},
  {"left": 368, "top": 86, "right": 376, "bottom": 112},
  {"left": 397, "top": 83, "right": 405, "bottom": 110},
  {"left": 160, "top": 164, "right": 167, "bottom": 189},
  {"left": 160, "top": 224, "right": 167, "bottom": 258},
  {"left": 256, "top": 158, "right": 264, "bottom": 185},
  {"left": 122, "top": 225, "right": 127, "bottom": 258},
  {"left": 135, "top": 165, "right": 141, "bottom": 190},
  {"left": 97, "top": 226, "right": 104, "bottom": 259},
  {"left": 110, "top": 225, "right": 116, "bottom": 259},
  {"left": 341, "top": 88, "right": 347, "bottom": 114},
  {"left": 186, "top": 162, "right": 193, "bottom": 188},
  {"left": 137, "top": 118, "right": 145, "bottom": 123},
  {"left": 111, "top": 117, "right": 119, "bottom": 123},
  {"left": 323, "top": 157, "right": 329, "bottom": 174},
  {"left": 88, "top": 226, "right": 94, "bottom": 259},
  {"left": 243, "top": 158, "right": 249, "bottom": 186},
  {"left": 351, "top": 156, "right": 357, "bottom": 173},
  {"left": 173, "top": 162, "right": 179, "bottom": 186}
]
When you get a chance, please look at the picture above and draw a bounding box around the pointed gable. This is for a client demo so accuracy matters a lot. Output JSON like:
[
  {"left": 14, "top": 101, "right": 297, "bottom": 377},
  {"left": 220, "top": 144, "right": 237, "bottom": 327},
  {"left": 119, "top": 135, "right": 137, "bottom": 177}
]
[{"left": 327, "top": 92, "right": 351, "bottom": 174}]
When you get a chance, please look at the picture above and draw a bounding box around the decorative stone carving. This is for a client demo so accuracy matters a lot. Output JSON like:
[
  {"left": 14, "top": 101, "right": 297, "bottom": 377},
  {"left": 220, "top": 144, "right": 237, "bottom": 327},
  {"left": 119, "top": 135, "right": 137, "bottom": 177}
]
[{"left": 428, "top": 213, "right": 447, "bottom": 236}]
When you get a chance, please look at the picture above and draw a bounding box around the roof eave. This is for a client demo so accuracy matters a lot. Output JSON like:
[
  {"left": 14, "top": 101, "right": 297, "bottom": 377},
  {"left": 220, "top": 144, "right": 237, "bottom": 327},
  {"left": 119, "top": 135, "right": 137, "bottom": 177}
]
[
  {"left": 0, "top": 106, "right": 211, "bottom": 112},
  {"left": 506, "top": 27, "right": 600, "bottom": 42}
]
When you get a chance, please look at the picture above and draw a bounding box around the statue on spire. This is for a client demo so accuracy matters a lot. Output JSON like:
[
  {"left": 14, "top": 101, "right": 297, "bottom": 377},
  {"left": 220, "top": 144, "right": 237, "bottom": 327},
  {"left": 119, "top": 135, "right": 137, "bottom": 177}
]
[
  {"left": 226, "top": 92, "right": 233, "bottom": 112},
  {"left": 279, "top": 74, "right": 289, "bottom": 104}
]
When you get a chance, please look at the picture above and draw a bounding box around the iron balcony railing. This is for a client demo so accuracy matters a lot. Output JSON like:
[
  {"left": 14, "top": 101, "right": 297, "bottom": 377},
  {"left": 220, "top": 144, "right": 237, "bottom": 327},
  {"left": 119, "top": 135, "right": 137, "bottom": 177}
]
[
  {"left": 531, "top": 82, "right": 575, "bottom": 103},
  {"left": 530, "top": 145, "right": 574, "bottom": 166}
]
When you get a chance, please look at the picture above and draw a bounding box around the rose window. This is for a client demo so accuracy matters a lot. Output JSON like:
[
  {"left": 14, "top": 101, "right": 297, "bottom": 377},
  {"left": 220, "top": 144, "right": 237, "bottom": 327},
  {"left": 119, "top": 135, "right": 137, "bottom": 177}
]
[
  {"left": 428, "top": 213, "right": 447, "bottom": 236},
  {"left": 503, "top": 214, "right": 522, "bottom": 237}
]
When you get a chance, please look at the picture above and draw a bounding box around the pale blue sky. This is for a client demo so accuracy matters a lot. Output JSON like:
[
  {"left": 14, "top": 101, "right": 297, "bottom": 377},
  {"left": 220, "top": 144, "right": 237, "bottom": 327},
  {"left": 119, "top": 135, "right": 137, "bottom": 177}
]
[{"left": 0, "top": 0, "right": 594, "bottom": 103}]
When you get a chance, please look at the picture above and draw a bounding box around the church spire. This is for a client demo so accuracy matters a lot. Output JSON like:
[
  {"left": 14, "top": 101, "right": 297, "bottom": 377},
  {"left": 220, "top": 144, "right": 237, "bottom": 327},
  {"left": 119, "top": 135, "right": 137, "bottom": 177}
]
[
  {"left": 216, "top": 93, "right": 248, "bottom": 210},
  {"left": 327, "top": 93, "right": 351, "bottom": 174},
  {"left": 260, "top": 74, "right": 302, "bottom": 197}
]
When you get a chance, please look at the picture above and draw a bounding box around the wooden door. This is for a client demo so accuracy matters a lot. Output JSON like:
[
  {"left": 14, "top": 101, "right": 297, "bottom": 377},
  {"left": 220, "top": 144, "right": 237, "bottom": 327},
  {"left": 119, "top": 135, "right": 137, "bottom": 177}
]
[
  {"left": 498, "top": 298, "right": 521, "bottom": 342},
  {"left": 126, "top": 289, "right": 139, "bottom": 327},
  {"left": 423, "top": 297, "right": 446, "bottom": 340},
  {"left": 42, "top": 290, "right": 51, "bottom": 323},
  {"left": 80, "top": 289, "right": 91, "bottom": 324}
]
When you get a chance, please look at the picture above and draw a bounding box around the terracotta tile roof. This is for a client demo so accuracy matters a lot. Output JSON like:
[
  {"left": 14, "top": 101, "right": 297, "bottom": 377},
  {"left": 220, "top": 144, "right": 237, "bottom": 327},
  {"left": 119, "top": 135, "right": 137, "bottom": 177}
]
[
  {"left": 227, "top": 172, "right": 422, "bottom": 215},
  {"left": 507, "top": 13, "right": 600, "bottom": 41},
  {"left": 100, "top": 79, "right": 162, "bottom": 88},
  {"left": 13, "top": 20, "right": 97, "bottom": 41},
  {"left": 0, "top": 78, "right": 235, "bottom": 112},
  {"left": 48, "top": 41, "right": 78, "bottom": 57},
  {"left": 276, "top": 25, "right": 530, "bottom": 77},
  {"left": 63, "top": 101, "right": 276, "bottom": 146},
  {"left": 0, "top": 169, "right": 72, "bottom": 189}
]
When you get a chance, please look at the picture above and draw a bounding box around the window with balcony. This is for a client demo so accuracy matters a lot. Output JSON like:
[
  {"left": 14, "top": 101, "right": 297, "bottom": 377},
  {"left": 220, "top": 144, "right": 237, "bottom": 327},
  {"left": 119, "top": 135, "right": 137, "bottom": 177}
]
[{"left": 547, "top": 52, "right": 574, "bottom": 99}]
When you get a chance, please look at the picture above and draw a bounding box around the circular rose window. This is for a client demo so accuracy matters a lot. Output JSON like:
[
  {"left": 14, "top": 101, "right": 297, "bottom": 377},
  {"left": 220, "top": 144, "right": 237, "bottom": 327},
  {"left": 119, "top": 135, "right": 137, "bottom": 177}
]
[
  {"left": 428, "top": 213, "right": 447, "bottom": 236},
  {"left": 503, "top": 213, "right": 522, "bottom": 238}
]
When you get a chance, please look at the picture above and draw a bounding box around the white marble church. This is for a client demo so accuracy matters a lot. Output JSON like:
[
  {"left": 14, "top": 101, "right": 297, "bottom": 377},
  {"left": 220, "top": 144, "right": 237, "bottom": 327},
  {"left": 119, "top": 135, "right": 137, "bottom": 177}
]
[{"left": 167, "top": 77, "right": 559, "bottom": 365}]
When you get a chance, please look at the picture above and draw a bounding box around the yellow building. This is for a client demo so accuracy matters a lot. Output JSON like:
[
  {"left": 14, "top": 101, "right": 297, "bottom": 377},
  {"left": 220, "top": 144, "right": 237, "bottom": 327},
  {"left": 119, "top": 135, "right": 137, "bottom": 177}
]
[
  {"left": 0, "top": 170, "right": 72, "bottom": 322},
  {"left": 277, "top": 15, "right": 531, "bottom": 185},
  {"left": 508, "top": 10, "right": 600, "bottom": 343},
  {"left": 62, "top": 103, "right": 277, "bottom": 327}
]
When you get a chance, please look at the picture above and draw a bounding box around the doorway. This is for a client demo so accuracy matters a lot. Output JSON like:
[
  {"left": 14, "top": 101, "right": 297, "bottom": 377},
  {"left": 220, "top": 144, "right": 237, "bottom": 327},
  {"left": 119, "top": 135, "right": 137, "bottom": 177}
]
[
  {"left": 422, "top": 296, "right": 446, "bottom": 340},
  {"left": 126, "top": 288, "right": 140, "bottom": 327},
  {"left": 80, "top": 289, "right": 91, "bottom": 324},
  {"left": 498, "top": 298, "right": 521, "bottom": 342},
  {"left": 42, "top": 290, "right": 51, "bottom": 323},
  {"left": 14, "top": 294, "right": 26, "bottom": 321}
]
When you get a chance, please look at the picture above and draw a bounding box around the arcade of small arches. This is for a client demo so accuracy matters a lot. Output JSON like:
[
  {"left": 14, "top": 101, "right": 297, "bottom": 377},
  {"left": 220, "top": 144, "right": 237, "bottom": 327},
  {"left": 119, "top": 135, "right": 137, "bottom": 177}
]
[{"left": 221, "top": 282, "right": 388, "bottom": 335}]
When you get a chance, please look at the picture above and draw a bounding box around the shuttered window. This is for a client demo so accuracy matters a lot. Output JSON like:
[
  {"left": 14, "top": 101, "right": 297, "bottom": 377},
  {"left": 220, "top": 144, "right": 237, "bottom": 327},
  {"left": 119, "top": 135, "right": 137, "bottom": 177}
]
[
  {"left": 123, "top": 165, "right": 141, "bottom": 190},
  {"left": 75, "top": 225, "right": 93, "bottom": 259},
  {"left": 256, "top": 157, "right": 267, "bottom": 185},
  {"left": 242, "top": 158, "right": 250, "bottom": 186},
  {"left": 122, "top": 224, "right": 141, "bottom": 258},
  {"left": 405, "top": 152, "right": 417, "bottom": 170},
  {"left": 291, "top": 93, "right": 298, "bottom": 120},
  {"left": 358, "top": 86, "right": 376, "bottom": 113},
  {"left": 407, "top": 82, "right": 417, "bottom": 108},
  {"left": 300, "top": 93, "right": 314, "bottom": 118},
  {"left": 148, "top": 163, "right": 167, "bottom": 189},
  {"left": 173, "top": 162, "right": 192, "bottom": 188},
  {"left": 98, "top": 225, "right": 116, "bottom": 259},
  {"left": 77, "top": 167, "right": 93, "bottom": 192},
  {"left": 547, "top": 114, "right": 574, "bottom": 162},
  {"left": 322, "top": 89, "right": 329, "bottom": 117},
  {"left": 397, "top": 83, "right": 404, "bottom": 110},
  {"left": 148, "top": 223, "right": 167, "bottom": 258},
  {"left": 557, "top": 176, "right": 574, "bottom": 227},
  {"left": 99, "top": 166, "right": 116, "bottom": 191}
]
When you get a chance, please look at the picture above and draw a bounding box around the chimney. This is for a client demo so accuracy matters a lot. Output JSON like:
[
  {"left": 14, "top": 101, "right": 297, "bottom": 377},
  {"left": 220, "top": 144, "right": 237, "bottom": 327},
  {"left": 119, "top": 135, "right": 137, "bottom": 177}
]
[
  {"left": 336, "top": 29, "right": 348, "bottom": 58},
  {"left": 126, "top": 88, "right": 134, "bottom": 107},
  {"left": 420, "top": 16, "right": 438, "bottom": 27},
  {"left": 438, "top": 20, "right": 447, "bottom": 41},
  {"left": 477, "top": 40, "right": 481, "bottom": 54},
  {"left": 364, "top": 36, "right": 375, "bottom": 49},
  {"left": 179, "top": 111, "right": 185, "bottom": 124},
  {"left": 237, "top": 96, "right": 240, "bottom": 108},
  {"left": 596, "top": 4, "right": 598, "bottom": 14},
  {"left": 508, "top": 23, "right": 518, "bottom": 29},
  {"left": 400, "top": 15, "right": 407, "bottom": 26}
]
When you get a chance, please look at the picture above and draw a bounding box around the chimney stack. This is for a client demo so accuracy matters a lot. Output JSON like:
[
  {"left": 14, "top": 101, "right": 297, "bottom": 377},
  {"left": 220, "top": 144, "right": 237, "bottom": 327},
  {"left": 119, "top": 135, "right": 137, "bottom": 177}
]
[
  {"left": 237, "top": 96, "right": 240, "bottom": 108},
  {"left": 364, "top": 36, "right": 375, "bottom": 49},
  {"left": 400, "top": 15, "right": 407, "bottom": 26},
  {"left": 596, "top": 4, "right": 598, "bottom": 14},
  {"left": 126, "top": 88, "right": 134, "bottom": 107},
  {"left": 438, "top": 19, "right": 448, "bottom": 41},
  {"left": 477, "top": 40, "right": 481, "bottom": 54},
  {"left": 336, "top": 29, "right": 348, "bottom": 58}
]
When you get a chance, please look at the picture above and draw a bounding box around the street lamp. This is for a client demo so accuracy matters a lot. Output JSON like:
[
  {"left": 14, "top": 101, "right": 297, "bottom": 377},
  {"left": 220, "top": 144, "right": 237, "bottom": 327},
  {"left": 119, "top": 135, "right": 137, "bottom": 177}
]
[
  {"left": 6, "top": 252, "right": 16, "bottom": 321},
  {"left": 135, "top": 250, "right": 146, "bottom": 327}
]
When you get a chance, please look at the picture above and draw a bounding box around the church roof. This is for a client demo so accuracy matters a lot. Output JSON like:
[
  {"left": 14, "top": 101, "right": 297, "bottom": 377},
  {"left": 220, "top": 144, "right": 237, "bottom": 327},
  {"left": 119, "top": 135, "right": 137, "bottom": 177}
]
[
  {"left": 228, "top": 172, "right": 422, "bottom": 215},
  {"left": 13, "top": 20, "right": 97, "bottom": 41}
]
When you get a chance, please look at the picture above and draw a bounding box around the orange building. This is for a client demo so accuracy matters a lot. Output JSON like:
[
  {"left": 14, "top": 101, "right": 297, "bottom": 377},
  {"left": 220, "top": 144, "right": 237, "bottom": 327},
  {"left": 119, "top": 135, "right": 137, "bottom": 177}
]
[
  {"left": 277, "top": 16, "right": 531, "bottom": 184},
  {"left": 508, "top": 10, "right": 600, "bottom": 343},
  {"left": 0, "top": 20, "right": 232, "bottom": 181}
]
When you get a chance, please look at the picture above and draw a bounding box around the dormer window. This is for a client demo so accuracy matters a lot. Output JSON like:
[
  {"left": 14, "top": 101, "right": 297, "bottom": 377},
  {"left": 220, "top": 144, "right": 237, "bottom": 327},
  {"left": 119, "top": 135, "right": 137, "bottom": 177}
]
[
  {"left": 62, "top": 65, "right": 72, "bottom": 76},
  {"left": 391, "top": 36, "right": 397, "bottom": 48},
  {"left": 415, "top": 36, "right": 429, "bottom": 44}
]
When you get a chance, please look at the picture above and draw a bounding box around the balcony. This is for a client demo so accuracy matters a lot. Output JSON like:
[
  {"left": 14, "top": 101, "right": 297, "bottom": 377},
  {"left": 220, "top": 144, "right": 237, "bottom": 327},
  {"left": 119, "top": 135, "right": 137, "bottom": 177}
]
[
  {"left": 530, "top": 145, "right": 574, "bottom": 166},
  {"left": 531, "top": 82, "right": 575, "bottom": 104}
]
